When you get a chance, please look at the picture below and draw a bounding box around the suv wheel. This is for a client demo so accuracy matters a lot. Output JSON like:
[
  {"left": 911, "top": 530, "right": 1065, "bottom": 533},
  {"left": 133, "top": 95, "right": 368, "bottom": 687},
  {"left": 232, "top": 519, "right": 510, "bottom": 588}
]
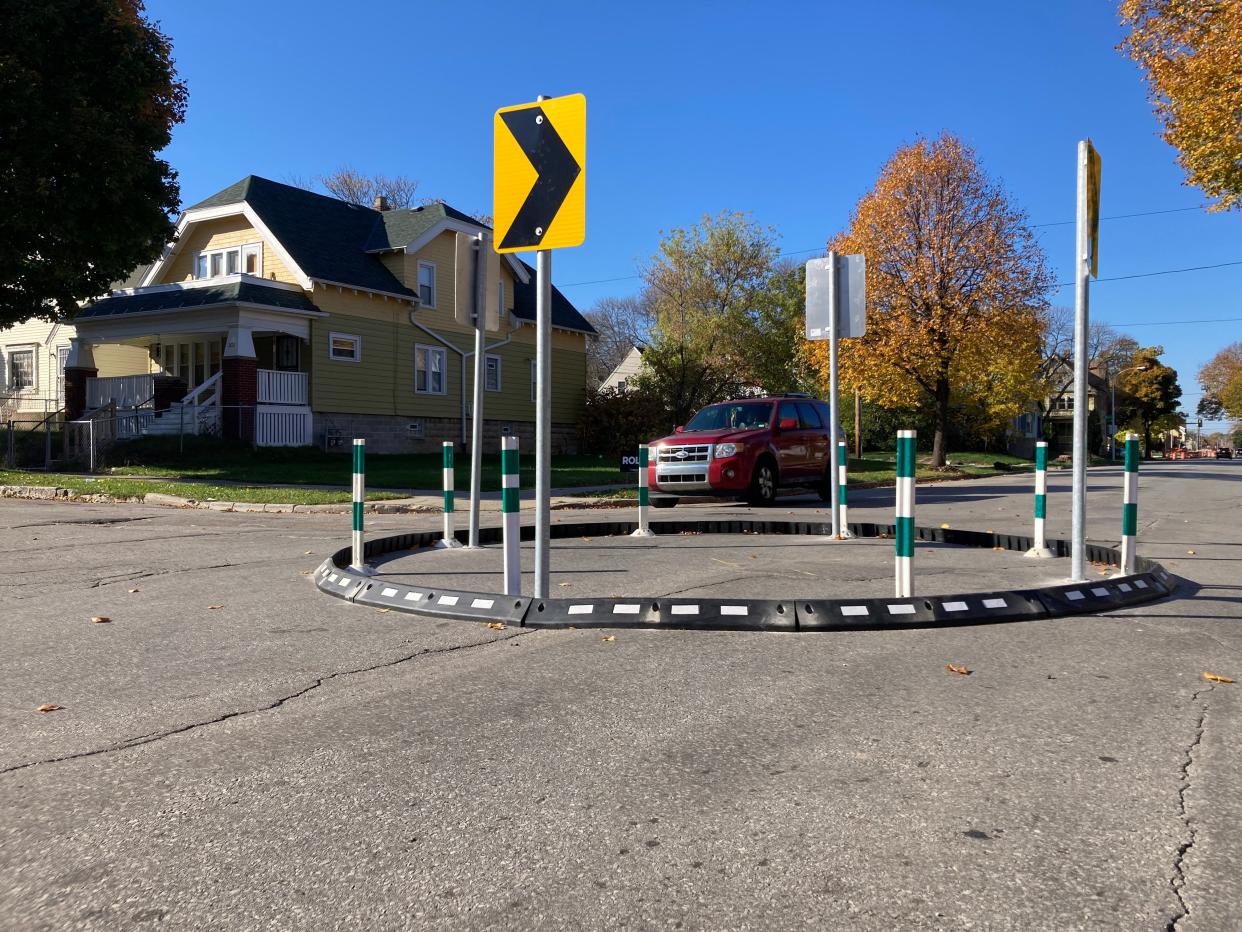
[{"left": 747, "top": 459, "right": 778, "bottom": 507}]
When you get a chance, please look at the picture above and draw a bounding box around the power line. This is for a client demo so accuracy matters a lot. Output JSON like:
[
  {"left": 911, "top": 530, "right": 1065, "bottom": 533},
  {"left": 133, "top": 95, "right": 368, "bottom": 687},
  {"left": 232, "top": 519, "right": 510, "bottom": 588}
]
[
  {"left": 1053, "top": 259, "right": 1242, "bottom": 289},
  {"left": 1031, "top": 206, "right": 1203, "bottom": 228},
  {"left": 559, "top": 205, "right": 1214, "bottom": 289},
  {"left": 1098, "top": 315, "right": 1242, "bottom": 328}
]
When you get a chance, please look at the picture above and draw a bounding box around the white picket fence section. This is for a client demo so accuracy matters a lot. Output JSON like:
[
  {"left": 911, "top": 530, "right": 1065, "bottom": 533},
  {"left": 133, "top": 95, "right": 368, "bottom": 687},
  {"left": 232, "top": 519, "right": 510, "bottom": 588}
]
[
  {"left": 257, "top": 370, "right": 308, "bottom": 405},
  {"left": 256, "top": 405, "right": 313, "bottom": 447},
  {"left": 86, "top": 374, "right": 155, "bottom": 410}
]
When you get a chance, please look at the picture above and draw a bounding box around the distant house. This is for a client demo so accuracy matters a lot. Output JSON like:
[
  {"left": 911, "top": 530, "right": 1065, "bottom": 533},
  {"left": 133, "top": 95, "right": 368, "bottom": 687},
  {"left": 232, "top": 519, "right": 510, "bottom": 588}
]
[
  {"left": 1009, "top": 357, "right": 1113, "bottom": 458},
  {"left": 600, "top": 345, "right": 644, "bottom": 392},
  {"left": 43, "top": 176, "right": 595, "bottom": 451}
]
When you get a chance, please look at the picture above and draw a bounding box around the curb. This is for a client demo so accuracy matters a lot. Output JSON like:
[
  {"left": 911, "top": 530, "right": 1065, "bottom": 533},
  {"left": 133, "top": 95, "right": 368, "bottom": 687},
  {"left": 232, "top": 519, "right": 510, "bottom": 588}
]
[{"left": 312, "top": 519, "right": 1176, "bottom": 632}]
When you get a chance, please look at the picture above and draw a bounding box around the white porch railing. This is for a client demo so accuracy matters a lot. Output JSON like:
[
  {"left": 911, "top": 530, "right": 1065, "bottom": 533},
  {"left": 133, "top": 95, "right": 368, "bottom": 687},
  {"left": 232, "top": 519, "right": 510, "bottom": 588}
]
[
  {"left": 256, "top": 405, "right": 313, "bottom": 447},
  {"left": 86, "top": 374, "right": 155, "bottom": 410},
  {"left": 257, "top": 369, "right": 308, "bottom": 405}
]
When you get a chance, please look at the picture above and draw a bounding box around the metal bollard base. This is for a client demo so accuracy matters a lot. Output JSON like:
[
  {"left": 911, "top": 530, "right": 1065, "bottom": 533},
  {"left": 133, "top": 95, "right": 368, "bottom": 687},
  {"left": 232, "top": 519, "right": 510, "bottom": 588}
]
[
  {"left": 350, "top": 563, "right": 379, "bottom": 576},
  {"left": 630, "top": 528, "right": 656, "bottom": 538},
  {"left": 832, "top": 530, "right": 855, "bottom": 541},
  {"left": 1024, "top": 546, "right": 1054, "bottom": 559},
  {"left": 434, "top": 538, "right": 463, "bottom": 550}
]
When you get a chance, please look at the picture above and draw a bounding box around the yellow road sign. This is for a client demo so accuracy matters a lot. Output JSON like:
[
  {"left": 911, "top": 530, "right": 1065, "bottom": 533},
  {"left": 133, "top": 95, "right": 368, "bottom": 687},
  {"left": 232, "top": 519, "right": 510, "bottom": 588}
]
[
  {"left": 493, "top": 93, "right": 585, "bottom": 253},
  {"left": 1086, "top": 139, "right": 1102, "bottom": 278}
]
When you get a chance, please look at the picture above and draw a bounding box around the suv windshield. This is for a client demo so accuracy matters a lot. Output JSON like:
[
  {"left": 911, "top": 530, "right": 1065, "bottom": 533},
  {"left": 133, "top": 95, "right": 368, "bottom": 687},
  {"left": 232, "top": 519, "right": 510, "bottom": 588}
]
[{"left": 683, "top": 402, "right": 773, "bottom": 432}]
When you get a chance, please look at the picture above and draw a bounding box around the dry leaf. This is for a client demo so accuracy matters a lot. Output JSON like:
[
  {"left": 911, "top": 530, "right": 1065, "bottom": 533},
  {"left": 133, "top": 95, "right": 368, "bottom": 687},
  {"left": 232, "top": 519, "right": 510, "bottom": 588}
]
[
  {"left": 1204, "top": 672, "right": 1234, "bottom": 684},
  {"left": 1187, "top": 550, "right": 1196, "bottom": 555},
  {"left": 127, "top": 588, "right": 140, "bottom": 594},
  {"left": 601, "top": 635, "right": 617, "bottom": 642},
  {"left": 581, "top": 537, "right": 592, "bottom": 543},
  {"left": 375, "top": 608, "right": 391, "bottom": 614},
  {"left": 558, "top": 581, "right": 572, "bottom": 588},
  {"left": 748, "top": 554, "right": 758, "bottom": 560},
  {"left": 208, "top": 605, "right": 224, "bottom": 610},
  {"left": 486, "top": 622, "right": 507, "bottom": 630},
  {"left": 941, "top": 523, "right": 951, "bottom": 529},
  {"left": 90, "top": 615, "right": 111, "bottom": 624},
  {"left": 946, "top": 663, "right": 972, "bottom": 676},
  {"left": 304, "top": 551, "right": 313, "bottom": 555},
  {"left": 36, "top": 704, "right": 63, "bottom": 713}
]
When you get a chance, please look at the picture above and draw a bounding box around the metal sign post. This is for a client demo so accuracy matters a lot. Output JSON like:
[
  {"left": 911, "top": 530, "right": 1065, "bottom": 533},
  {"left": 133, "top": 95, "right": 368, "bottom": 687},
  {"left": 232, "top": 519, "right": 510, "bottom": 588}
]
[
  {"left": 468, "top": 233, "right": 488, "bottom": 548},
  {"left": 806, "top": 253, "right": 865, "bottom": 540},
  {"left": 494, "top": 92, "right": 586, "bottom": 599},
  {"left": 827, "top": 251, "right": 841, "bottom": 538},
  {"left": 1070, "top": 140, "right": 1101, "bottom": 583}
]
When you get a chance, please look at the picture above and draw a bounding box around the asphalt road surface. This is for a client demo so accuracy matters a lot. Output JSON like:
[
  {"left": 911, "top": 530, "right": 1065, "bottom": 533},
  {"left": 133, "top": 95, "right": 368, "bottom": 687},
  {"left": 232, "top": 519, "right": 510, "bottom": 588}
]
[{"left": 2, "top": 460, "right": 1239, "bottom": 930}]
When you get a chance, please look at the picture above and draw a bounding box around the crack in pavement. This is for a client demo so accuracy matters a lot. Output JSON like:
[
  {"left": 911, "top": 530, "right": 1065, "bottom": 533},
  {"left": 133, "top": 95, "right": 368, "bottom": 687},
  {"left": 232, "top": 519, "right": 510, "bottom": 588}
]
[
  {"left": 1167, "top": 682, "right": 1215, "bottom": 932},
  {"left": 0, "top": 628, "right": 535, "bottom": 777}
]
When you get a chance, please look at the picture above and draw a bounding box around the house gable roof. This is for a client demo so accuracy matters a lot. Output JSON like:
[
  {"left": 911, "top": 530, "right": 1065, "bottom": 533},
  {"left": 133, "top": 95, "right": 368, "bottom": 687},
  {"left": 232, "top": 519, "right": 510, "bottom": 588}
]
[
  {"left": 511, "top": 260, "right": 595, "bottom": 335},
  {"left": 186, "top": 176, "right": 416, "bottom": 299}
]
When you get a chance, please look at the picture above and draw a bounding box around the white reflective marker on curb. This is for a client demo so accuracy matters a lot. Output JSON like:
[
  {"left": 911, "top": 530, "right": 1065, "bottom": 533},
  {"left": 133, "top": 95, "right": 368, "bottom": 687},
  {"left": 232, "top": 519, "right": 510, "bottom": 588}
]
[
  {"left": 1120, "top": 432, "right": 1139, "bottom": 575},
  {"left": 1025, "top": 441, "right": 1053, "bottom": 558},
  {"left": 351, "top": 438, "right": 366, "bottom": 571},
  {"left": 631, "top": 444, "right": 655, "bottom": 537},
  {"left": 501, "top": 436, "right": 521, "bottom": 596}
]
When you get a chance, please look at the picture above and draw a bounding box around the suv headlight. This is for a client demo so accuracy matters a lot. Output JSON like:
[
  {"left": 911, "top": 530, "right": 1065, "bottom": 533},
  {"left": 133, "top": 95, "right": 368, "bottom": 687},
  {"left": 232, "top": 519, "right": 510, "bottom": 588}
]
[{"left": 714, "top": 442, "right": 742, "bottom": 458}]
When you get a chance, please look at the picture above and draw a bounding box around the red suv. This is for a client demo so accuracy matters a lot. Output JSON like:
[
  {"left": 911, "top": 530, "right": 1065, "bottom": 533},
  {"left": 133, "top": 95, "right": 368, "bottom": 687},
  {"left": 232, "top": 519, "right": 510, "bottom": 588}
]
[{"left": 647, "top": 394, "right": 838, "bottom": 508}]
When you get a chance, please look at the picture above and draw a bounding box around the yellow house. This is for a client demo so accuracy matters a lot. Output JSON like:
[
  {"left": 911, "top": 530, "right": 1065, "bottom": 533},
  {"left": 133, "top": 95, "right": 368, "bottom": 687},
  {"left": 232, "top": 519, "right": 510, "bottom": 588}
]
[{"left": 62, "top": 176, "right": 594, "bottom": 452}]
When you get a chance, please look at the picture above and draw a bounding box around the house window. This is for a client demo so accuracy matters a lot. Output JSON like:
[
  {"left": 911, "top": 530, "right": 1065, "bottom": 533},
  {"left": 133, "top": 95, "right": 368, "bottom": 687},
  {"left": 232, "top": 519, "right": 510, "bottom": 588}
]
[
  {"left": 485, "top": 354, "right": 502, "bottom": 392},
  {"left": 417, "top": 261, "right": 436, "bottom": 307},
  {"left": 242, "top": 244, "right": 261, "bottom": 275},
  {"left": 415, "top": 344, "right": 446, "bottom": 394},
  {"left": 194, "top": 243, "right": 263, "bottom": 280},
  {"left": 276, "top": 336, "right": 299, "bottom": 370},
  {"left": 6, "top": 347, "right": 35, "bottom": 391},
  {"left": 1053, "top": 395, "right": 1074, "bottom": 411},
  {"left": 498, "top": 280, "right": 506, "bottom": 320},
  {"left": 56, "top": 345, "right": 69, "bottom": 402},
  {"left": 329, "top": 332, "right": 361, "bottom": 363}
]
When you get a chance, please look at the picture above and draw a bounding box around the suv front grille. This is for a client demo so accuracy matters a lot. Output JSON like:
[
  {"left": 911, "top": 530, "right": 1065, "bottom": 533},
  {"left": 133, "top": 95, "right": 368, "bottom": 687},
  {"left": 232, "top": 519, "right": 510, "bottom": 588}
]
[{"left": 657, "top": 444, "right": 711, "bottom": 464}]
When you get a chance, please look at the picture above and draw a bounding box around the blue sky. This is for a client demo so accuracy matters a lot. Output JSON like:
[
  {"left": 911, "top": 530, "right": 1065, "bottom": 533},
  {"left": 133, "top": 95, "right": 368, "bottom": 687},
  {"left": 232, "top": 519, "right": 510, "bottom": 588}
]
[{"left": 149, "top": 0, "right": 1239, "bottom": 431}]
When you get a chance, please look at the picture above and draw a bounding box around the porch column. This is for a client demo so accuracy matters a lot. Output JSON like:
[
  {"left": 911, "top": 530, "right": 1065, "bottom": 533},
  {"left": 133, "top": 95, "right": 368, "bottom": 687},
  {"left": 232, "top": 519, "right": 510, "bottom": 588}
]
[
  {"left": 222, "top": 327, "right": 257, "bottom": 443},
  {"left": 63, "top": 339, "right": 97, "bottom": 420}
]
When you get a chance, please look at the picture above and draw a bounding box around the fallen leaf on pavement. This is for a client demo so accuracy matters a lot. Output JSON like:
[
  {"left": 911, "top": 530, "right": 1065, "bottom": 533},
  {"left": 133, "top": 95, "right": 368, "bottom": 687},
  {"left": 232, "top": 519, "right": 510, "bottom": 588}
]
[
  {"left": 90, "top": 615, "right": 111, "bottom": 624},
  {"left": 1187, "top": 550, "right": 1196, "bottom": 555},
  {"left": 581, "top": 537, "right": 592, "bottom": 543},
  {"left": 941, "top": 523, "right": 951, "bottom": 529},
  {"left": 207, "top": 605, "right": 224, "bottom": 610},
  {"left": 559, "top": 581, "right": 572, "bottom": 588},
  {"left": 1204, "top": 672, "right": 1234, "bottom": 684},
  {"left": 487, "top": 622, "right": 507, "bottom": 630},
  {"left": 601, "top": 635, "right": 616, "bottom": 642},
  {"left": 36, "top": 704, "right": 63, "bottom": 713},
  {"left": 375, "top": 608, "right": 391, "bottom": 613},
  {"left": 304, "top": 551, "right": 313, "bottom": 555},
  {"left": 127, "top": 588, "right": 139, "bottom": 594},
  {"left": 946, "top": 664, "right": 972, "bottom": 676}
]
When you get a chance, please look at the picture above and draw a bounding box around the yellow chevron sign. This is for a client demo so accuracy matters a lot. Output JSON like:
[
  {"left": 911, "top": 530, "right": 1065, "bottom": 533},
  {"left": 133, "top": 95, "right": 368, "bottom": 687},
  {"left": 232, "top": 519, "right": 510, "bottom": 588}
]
[{"left": 493, "top": 94, "right": 586, "bottom": 253}]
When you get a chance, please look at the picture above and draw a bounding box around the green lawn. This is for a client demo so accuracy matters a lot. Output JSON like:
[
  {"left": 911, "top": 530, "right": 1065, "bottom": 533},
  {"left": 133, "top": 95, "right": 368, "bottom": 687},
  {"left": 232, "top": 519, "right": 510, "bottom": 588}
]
[
  {"left": 103, "top": 438, "right": 631, "bottom": 491},
  {"left": 0, "top": 469, "right": 404, "bottom": 505}
]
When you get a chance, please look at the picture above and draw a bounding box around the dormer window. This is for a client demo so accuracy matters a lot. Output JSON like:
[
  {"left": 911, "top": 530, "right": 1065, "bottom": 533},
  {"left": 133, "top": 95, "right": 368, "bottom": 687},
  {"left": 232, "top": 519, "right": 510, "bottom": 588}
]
[{"left": 194, "top": 243, "right": 262, "bottom": 280}]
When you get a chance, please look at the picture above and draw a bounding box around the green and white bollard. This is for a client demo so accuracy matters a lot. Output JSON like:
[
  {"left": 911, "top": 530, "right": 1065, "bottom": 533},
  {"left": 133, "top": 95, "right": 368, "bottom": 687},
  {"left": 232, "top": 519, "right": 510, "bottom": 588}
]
[
  {"left": 501, "top": 435, "right": 521, "bottom": 595},
  {"left": 631, "top": 444, "right": 655, "bottom": 537},
  {"left": 438, "top": 441, "right": 461, "bottom": 549},
  {"left": 1120, "top": 432, "right": 1139, "bottom": 575},
  {"left": 835, "top": 440, "right": 853, "bottom": 539},
  {"left": 351, "top": 438, "right": 369, "bottom": 572},
  {"left": 1025, "top": 441, "right": 1053, "bottom": 558},
  {"left": 895, "top": 429, "right": 916, "bottom": 598}
]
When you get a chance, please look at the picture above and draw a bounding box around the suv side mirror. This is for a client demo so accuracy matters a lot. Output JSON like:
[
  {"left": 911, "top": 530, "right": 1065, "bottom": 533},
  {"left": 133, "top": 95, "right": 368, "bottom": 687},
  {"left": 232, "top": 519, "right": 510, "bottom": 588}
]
[
  {"left": 778, "top": 417, "right": 798, "bottom": 431},
  {"left": 674, "top": 425, "right": 685, "bottom": 434}
]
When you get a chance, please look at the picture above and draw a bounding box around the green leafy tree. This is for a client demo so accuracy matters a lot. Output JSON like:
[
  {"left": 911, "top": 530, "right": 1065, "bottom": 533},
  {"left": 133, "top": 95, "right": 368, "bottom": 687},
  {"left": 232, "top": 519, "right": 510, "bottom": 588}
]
[
  {"left": 635, "top": 211, "right": 779, "bottom": 426},
  {"left": 0, "top": 0, "right": 187, "bottom": 326},
  {"left": 738, "top": 261, "right": 819, "bottom": 395},
  {"left": 1116, "top": 346, "right": 1182, "bottom": 456},
  {"left": 1198, "top": 342, "right": 1242, "bottom": 419}
]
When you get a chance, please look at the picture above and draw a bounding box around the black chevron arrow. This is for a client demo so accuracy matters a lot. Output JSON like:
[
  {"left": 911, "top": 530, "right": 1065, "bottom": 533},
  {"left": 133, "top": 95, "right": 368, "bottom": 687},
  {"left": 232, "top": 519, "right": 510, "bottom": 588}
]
[{"left": 499, "top": 106, "right": 581, "bottom": 250}]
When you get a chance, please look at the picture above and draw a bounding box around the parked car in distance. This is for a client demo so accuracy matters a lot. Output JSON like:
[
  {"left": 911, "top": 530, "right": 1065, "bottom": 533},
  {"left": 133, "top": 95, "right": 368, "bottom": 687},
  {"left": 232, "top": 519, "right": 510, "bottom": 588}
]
[
  {"left": 1215, "top": 447, "right": 1233, "bottom": 459},
  {"left": 645, "top": 394, "right": 841, "bottom": 508},
  {"left": 1234, "top": 448, "right": 1242, "bottom": 459}
]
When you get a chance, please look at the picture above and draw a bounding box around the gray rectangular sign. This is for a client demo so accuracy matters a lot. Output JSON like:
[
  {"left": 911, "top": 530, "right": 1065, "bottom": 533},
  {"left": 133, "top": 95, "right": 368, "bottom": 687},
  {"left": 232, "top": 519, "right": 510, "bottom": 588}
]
[{"left": 805, "top": 254, "right": 866, "bottom": 340}]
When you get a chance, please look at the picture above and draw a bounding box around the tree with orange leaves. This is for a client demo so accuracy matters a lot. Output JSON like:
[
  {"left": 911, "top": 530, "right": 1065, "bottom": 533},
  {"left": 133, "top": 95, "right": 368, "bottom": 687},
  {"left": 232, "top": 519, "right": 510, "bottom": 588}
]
[
  {"left": 1120, "top": 0, "right": 1242, "bottom": 212},
  {"left": 811, "top": 134, "right": 1051, "bottom": 466}
]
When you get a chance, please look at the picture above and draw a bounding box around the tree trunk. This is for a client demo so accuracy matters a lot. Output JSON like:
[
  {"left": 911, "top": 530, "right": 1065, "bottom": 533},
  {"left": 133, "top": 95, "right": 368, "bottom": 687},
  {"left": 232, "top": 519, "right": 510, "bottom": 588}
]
[{"left": 931, "top": 378, "right": 951, "bottom": 467}]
